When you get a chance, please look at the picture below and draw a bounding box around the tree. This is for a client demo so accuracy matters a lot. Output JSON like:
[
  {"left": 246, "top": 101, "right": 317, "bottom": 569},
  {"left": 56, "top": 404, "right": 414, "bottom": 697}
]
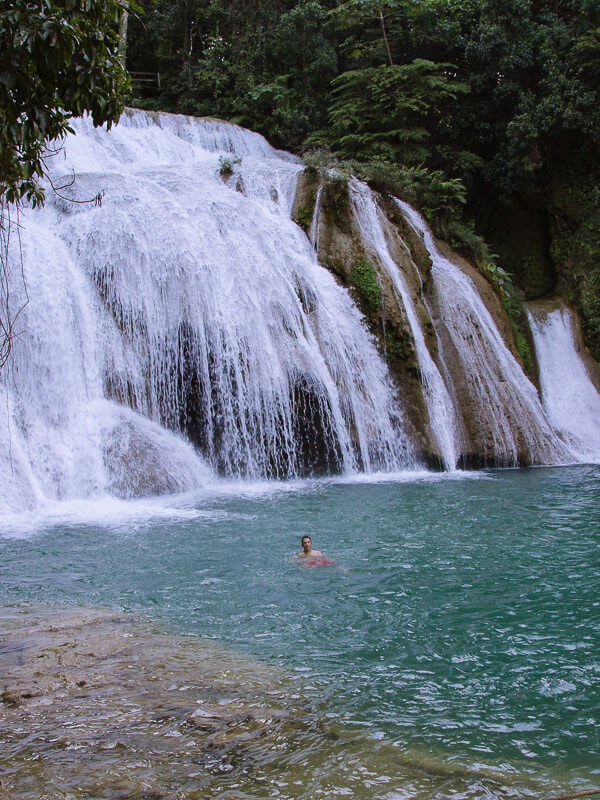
[
  {"left": 322, "top": 59, "right": 469, "bottom": 164},
  {"left": 0, "top": 0, "right": 130, "bottom": 206},
  {"left": 127, "top": 0, "right": 336, "bottom": 150},
  {"left": 333, "top": 0, "right": 409, "bottom": 70}
]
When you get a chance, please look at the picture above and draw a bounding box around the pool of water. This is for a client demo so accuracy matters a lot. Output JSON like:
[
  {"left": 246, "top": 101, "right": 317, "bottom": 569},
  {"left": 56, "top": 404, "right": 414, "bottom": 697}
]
[{"left": 1, "top": 465, "right": 599, "bottom": 796}]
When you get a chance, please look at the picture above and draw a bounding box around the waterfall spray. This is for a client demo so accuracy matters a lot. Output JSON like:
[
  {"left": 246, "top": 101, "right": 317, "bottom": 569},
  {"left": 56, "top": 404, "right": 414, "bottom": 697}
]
[{"left": 0, "top": 110, "right": 417, "bottom": 513}]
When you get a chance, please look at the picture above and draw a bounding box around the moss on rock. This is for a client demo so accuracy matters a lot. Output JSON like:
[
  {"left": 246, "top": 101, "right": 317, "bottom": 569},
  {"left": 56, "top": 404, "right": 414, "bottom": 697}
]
[
  {"left": 321, "top": 175, "right": 352, "bottom": 235},
  {"left": 291, "top": 169, "right": 318, "bottom": 236},
  {"left": 351, "top": 258, "right": 381, "bottom": 314}
]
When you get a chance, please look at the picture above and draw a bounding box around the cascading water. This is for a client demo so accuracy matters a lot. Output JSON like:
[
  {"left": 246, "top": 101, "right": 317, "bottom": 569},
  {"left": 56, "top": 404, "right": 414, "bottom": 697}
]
[
  {"left": 4, "top": 108, "right": 600, "bottom": 517},
  {"left": 349, "top": 181, "right": 459, "bottom": 469},
  {"left": 394, "top": 199, "right": 571, "bottom": 467},
  {"left": 0, "top": 110, "right": 415, "bottom": 514},
  {"left": 527, "top": 300, "right": 600, "bottom": 462}
]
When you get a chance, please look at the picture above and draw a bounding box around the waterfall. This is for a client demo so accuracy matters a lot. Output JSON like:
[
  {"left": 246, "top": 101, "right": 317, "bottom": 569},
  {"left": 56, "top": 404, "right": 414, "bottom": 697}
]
[
  {"left": 0, "top": 110, "right": 415, "bottom": 514},
  {"left": 4, "top": 108, "right": 600, "bottom": 516},
  {"left": 527, "top": 301, "right": 600, "bottom": 462},
  {"left": 394, "top": 200, "right": 571, "bottom": 467},
  {"left": 349, "top": 182, "right": 459, "bottom": 469}
]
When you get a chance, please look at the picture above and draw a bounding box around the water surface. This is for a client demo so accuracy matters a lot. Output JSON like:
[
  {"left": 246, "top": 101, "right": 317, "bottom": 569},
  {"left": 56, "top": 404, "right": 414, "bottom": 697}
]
[{"left": 1, "top": 466, "right": 599, "bottom": 797}]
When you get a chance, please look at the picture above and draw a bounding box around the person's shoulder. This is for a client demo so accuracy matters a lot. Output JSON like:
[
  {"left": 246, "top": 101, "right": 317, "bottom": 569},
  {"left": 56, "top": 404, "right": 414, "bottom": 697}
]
[{"left": 312, "top": 549, "right": 323, "bottom": 556}]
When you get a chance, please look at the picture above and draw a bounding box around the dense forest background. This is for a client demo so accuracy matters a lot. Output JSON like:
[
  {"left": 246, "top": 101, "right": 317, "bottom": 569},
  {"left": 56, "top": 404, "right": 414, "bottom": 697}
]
[{"left": 126, "top": 0, "right": 600, "bottom": 359}]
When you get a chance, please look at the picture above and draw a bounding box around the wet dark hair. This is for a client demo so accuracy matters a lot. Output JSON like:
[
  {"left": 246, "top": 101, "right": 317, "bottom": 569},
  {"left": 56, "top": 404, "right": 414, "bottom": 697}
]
[{"left": 301, "top": 535, "right": 311, "bottom": 545}]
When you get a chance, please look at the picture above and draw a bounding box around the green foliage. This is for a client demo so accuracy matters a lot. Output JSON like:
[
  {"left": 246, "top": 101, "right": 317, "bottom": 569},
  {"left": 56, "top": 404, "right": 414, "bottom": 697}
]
[
  {"left": 580, "top": 267, "right": 600, "bottom": 360},
  {"left": 550, "top": 173, "right": 600, "bottom": 361},
  {"left": 128, "top": 0, "right": 337, "bottom": 150},
  {"left": 314, "top": 60, "right": 469, "bottom": 165},
  {"left": 351, "top": 257, "right": 381, "bottom": 314},
  {"left": 457, "top": 0, "right": 600, "bottom": 194},
  {"left": 333, "top": 0, "right": 410, "bottom": 70},
  {"left": 368, "top": 164, "right": 466, "bottom": 236},
  {"left": 303, "top": 148, "right": 345, "bottom": 177},
  {"left": 444, "top": 219, "right": 487, "bottom": 265},
  {"left": 303, "top": 149, "right": 468, "bottom": 245},
  {"left": 0, "top": 0, "right": 129, "bottom": 205},
  {"left": 218, "top": 155, "right": 240, "bottom": 180},
  {"left": 481, "top": 255, "right": 532, "bottom": 372}
]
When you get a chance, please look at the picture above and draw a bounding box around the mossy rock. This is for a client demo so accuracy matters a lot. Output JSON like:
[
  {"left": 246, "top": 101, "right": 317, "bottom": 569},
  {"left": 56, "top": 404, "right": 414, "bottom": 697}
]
[
  {"left": 321, "top": 176, "right": 352, "bottom": 235},
  {"left": 351, "top": 258, "right": 381, "bottom": 314},
  {"left": 291, "top": 169, "right": 318, "bottom": 236}
]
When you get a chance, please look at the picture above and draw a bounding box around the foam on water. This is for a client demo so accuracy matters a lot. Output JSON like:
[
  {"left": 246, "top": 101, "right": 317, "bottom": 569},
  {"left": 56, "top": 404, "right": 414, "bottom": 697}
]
[
  {"left": 0, "top": 496, "right": 211, "bottom": 540},
  {"left": 0, "top": 465, "right": 491, "bottom": 540},
  {"left": 329, "top": 469, "right": 488, "bottom": 485}
]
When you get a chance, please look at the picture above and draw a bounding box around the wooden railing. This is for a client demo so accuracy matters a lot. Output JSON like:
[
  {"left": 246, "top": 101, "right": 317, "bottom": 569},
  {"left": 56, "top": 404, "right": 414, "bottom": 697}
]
[{"left": 130, "top": 72, "right": 161, "bottom": 90}]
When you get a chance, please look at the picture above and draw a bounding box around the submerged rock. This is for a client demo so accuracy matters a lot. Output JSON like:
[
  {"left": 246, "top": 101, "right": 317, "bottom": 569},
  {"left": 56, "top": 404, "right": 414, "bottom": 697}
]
[
  {"left": 0, "top": 604, "right": 587, "bottom": 800},
  {"left": 0, "top": 606, "right": 316, "bottom": 799}
]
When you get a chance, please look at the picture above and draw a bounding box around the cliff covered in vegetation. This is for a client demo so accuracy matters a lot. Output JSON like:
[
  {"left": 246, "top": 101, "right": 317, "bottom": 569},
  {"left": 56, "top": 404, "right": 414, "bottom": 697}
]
[{"left": 127, "top": 0, "right": 600, "bottom": 360}]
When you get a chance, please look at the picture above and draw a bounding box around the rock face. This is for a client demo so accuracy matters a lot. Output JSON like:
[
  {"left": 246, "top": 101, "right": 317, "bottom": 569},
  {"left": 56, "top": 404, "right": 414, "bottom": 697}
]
[
  {"left": 295, "top": 171, "right": 584, "bottom": 468},
  {"left": 294, "top": 171, "right": 440, "bottom": 466}
]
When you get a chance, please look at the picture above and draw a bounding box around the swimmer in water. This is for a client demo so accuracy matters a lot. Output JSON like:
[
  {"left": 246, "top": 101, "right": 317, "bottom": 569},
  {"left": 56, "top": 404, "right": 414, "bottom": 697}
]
[
  {"left": 296, "top": 536, "right": 341, "bottom": 569},
  {"left": 297, "top": 535, "right": 323, "bottom": 558}
]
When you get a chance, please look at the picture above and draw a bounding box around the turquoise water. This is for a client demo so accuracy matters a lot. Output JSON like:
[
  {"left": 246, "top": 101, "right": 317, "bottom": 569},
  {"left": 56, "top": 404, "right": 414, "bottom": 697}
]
[{"left": 1, "top": 466, "right": 599, "bottom": 789}]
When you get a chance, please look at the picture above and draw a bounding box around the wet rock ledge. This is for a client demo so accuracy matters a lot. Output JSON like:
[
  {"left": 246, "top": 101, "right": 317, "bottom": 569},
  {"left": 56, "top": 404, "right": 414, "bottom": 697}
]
[
  {"left": 0, "top": 606, "right": 323, "bottom": 800},
  {"left": 0, "top": 606, "right": 566, "bottom": 800}
]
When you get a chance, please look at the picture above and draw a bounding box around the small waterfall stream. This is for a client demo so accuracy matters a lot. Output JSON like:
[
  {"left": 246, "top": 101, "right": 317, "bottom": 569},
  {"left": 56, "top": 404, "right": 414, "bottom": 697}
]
[
  {"left": 308, "top": 185, "right": 323, "bottom": 251},
  {"left": 527, "top": 300, "right": 600, "bottom": 461},
  {"left": 350, "top": 181, "right": 459, "bottom": 469},
  {"left": 394, "top": 200, "right": 571, "bottom": 466}
]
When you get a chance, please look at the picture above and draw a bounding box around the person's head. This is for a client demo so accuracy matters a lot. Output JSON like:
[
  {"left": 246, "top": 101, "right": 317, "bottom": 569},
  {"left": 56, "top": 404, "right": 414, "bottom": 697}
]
[{"left": 301, "top": 535, "right": 312, "bottom": 553}]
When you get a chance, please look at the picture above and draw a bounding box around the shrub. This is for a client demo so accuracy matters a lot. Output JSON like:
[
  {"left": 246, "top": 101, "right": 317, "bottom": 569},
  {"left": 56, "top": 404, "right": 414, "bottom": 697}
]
[{"left": 218, "top": 156, "right": 241, "bottom": 180}]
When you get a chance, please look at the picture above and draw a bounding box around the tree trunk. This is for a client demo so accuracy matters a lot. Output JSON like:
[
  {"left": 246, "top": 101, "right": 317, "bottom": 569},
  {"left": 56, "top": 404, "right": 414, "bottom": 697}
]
[
  {"left": 377, "top": 1, "right": 393, "bottom": 66},
  {"left": 118, "top": 1, "right": 129, "bottom": 69}
]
